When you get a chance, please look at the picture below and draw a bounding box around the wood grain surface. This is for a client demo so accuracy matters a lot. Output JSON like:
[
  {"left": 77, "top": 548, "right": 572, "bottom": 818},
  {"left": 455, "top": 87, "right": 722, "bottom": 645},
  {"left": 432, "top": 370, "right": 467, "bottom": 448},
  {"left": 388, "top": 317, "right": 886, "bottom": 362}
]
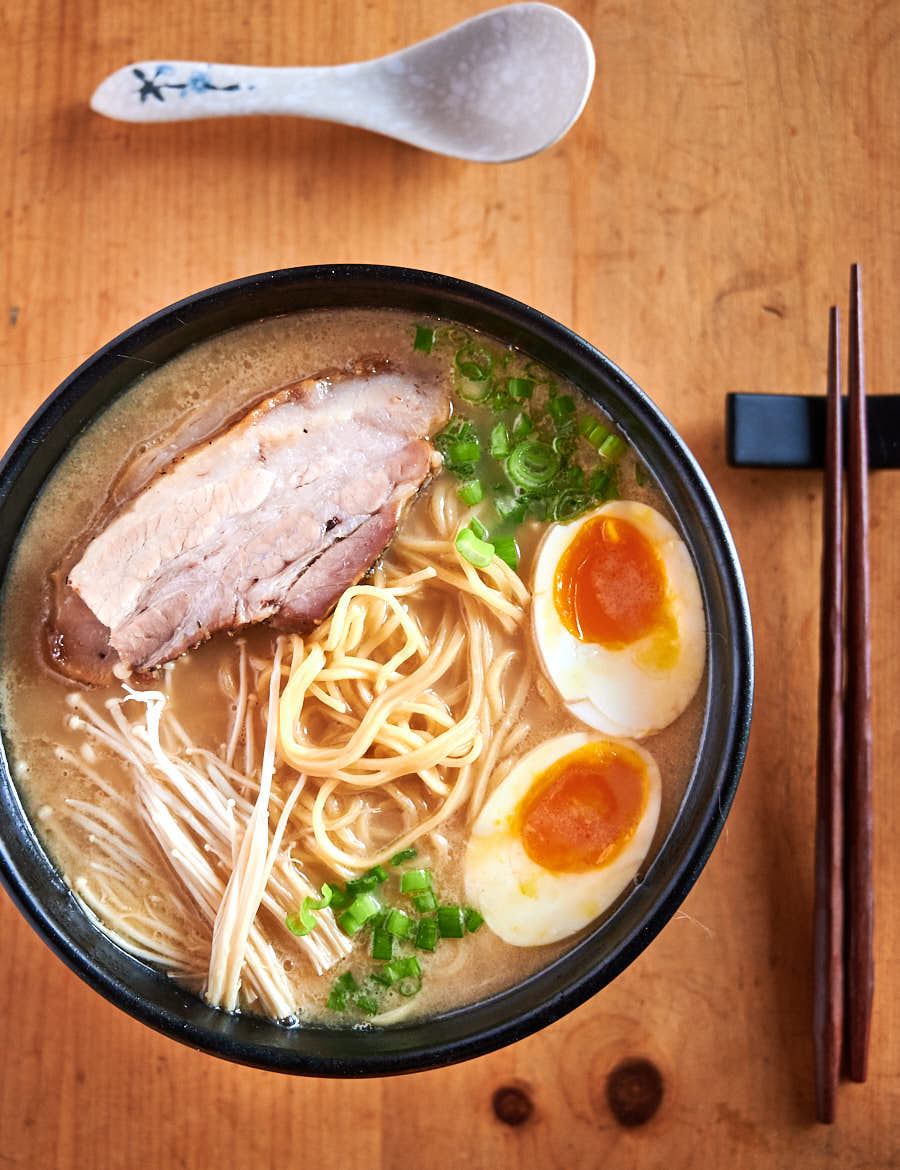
[{"left": 2, "top": 1, "right": 899, "bottom": 1166}]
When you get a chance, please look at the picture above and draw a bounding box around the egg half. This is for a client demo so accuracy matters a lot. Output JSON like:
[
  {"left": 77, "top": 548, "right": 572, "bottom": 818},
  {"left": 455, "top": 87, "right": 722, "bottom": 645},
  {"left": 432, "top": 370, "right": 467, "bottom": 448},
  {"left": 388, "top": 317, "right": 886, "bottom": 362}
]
[
  {"left": 464, "top": 732, "right": 661, "bottom": 946},
  {"left": 532, "top": 500, "right": 705, "bottom": 739}
]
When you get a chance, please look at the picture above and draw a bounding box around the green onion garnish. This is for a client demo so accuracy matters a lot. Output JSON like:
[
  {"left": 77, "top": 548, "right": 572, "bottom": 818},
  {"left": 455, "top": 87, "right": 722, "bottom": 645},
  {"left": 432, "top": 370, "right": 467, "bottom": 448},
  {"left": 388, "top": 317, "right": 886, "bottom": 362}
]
[
  {"left": 345, "top": 865, "right": 388, "bottom": 895},
  {"left": 579, "top": 415, "right": 610, "bottom": 449},
  {"left": 376, "top": 956, "right": 423, "bottom": 997},
  {"left": 458, "top": 480, "right": 484, "bottom": 506},
  {"left": 372, "top": 928, "right": 394, "bottom": 961},
  {"left": 415, "top": 918, "right": 438, "bottom": 951},
  {"left": 589, "top": 468, "right": 618, "bottom": 500},
  {"left": 506, "top": 440, "right": 561, "bottom": 490},
  {"left": 390, "top": 847, "right": 418, "bottom": 866},
  {"left": 455, "top": 343, "right": 493, "bottom": 382},
  {"left": 338, "top": 892, "right": 382, "bottom": 935},
  {"left": 328, "top": 886, "right": 351, "bottom": 910},
  {"left": 490, "top": 422, "right": 510, "bottom": 458},
  {"left": 448, "top": 438, "right": 480, "bottom": 465},
  {"left": 413, "top": 325, "right": 435, "bottom": 354},
  {"left": 354, "top": 993, "right": 380, "bottom": 1016},
  {"left": 508, "top": 377, "right": 534, "bottom": 400},
  {"left": 455, "top": 527, "right": 495, "bottom": 569},
  {"left": 599, "top": 434, "right": 628, "bottom": 463},
  {"left": 511, "top": 411, "right": 534, "bottom": 439},
  {"left": 384, "top": 908, "right": 415, "bottom": 939},
  {"left": 327, "top": 970, "right": 358, "bottom": 1011},
  {"left": 548, "top": 394, "right": 576, "bottom": 425},
  {"left": 437, "top": 905, "right": 466, "bottom": 939},
  {"left": 469, "top": 516, "right": 488, "bottom": 541},
  {"left": 553, "top": 491, "right": 594, "bottom": 523},
  {"left": 285, "top": 882, "right": 335, "bottom": 937},
  {"left": 464, "top": 907, "right": 484, "bottom": 933},
  {"left": 494, "top": 494, "right": 527, "bottom": 525},
  {"left": 400, "top": 869, "right": 433, "bottom": 894},
  {"left": 412, "top": 890, "right": 438, "bottom": 913},
  {"left": 493, "top": 535, "right": 519, "bottom": 570}
]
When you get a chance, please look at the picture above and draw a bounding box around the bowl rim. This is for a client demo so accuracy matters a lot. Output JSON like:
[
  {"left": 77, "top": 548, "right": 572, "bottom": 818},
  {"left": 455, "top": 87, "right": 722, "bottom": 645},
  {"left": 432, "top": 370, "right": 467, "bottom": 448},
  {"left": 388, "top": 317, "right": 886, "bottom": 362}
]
[{"left": 0, "top": 263, "right": 753, "bottom": 1076}]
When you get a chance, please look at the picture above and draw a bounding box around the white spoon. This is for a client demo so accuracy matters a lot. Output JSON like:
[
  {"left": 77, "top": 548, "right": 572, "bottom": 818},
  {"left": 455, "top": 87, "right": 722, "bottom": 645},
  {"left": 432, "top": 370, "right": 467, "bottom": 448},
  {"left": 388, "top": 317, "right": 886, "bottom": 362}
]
[{"left": 90, "top": 3, "right": 594, "bottom": 163}]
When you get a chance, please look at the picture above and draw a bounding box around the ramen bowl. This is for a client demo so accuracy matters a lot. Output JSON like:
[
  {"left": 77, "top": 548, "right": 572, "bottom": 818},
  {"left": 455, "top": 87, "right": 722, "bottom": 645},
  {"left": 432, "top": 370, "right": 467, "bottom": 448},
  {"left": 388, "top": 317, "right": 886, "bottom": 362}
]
[{"left": 0, "top": 265, "right": 753, "bottom": 1076}]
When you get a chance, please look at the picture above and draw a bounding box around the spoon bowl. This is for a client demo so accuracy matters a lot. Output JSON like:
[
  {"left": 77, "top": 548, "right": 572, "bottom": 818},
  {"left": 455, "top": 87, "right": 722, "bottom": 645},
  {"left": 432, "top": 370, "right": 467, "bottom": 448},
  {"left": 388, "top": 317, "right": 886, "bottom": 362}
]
[{"left": 89, "top": 3, "right": 595, "bottom": 163}]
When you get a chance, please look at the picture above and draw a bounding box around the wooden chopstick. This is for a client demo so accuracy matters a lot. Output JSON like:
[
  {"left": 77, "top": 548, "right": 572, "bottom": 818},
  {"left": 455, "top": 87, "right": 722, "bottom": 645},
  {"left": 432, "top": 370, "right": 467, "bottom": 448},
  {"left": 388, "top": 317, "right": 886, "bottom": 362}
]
[
  {"left": 844, "top": 262, "right": 874, "bottom": 1084},
  {"left": 814, "top": 265, "right": 874, "bottom": 1123},
  {"left": 813, "top": 304, "right": 844, "bottom": 1124}
]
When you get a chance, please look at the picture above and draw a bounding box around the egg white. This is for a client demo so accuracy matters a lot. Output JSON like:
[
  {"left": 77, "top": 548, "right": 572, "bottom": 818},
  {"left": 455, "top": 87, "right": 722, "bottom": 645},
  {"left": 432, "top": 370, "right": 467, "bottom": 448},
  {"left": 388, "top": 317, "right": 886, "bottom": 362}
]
[
  {"left": 531, "top": 501, "right": 706, "bottom": 738},
  {"left": 464, "top": 732, "right": 662, "bottom": 946}
]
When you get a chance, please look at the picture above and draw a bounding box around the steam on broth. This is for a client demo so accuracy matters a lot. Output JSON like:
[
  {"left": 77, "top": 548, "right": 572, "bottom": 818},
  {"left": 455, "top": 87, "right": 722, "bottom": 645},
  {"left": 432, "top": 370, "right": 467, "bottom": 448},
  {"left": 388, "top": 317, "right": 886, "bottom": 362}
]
[{"left": 0, "top": 308, "right": 706, "bottom": 1024}]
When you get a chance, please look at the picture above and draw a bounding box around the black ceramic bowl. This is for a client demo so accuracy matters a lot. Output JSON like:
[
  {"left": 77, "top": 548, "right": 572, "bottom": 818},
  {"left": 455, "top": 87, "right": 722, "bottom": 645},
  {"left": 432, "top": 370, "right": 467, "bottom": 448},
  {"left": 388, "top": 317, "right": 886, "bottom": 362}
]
[{"left": 0, "top": 264, "right": 753, "bottom": 1076}]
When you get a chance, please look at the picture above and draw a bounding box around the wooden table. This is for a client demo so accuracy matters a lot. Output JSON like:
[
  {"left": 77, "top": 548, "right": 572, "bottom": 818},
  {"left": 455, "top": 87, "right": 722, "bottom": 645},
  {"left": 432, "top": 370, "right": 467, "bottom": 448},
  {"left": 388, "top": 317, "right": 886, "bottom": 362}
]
[{"left": 2, "top": 1, "right": 898, "bottom": 1165}]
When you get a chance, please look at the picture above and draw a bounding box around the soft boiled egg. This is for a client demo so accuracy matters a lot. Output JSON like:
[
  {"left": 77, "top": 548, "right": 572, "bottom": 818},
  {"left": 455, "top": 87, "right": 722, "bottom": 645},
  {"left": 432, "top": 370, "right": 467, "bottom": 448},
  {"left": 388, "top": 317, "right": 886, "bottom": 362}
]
[
  {"left": 532, "top": 500, "right": 705, "bottom": 739},
  {"left": 464, "top": 732, "right": 661, "bottom": 946}
]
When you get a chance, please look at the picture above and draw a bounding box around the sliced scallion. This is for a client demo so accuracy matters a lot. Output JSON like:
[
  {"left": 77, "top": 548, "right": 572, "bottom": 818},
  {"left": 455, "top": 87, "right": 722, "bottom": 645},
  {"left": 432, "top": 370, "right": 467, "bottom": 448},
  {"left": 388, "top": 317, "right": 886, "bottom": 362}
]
[
  {"left": 490, "top": 422, "right": 510, "bottom": 458},
  {"left": 390, "top": 847, "right": 418, "bottom": 866},
  {"left": 346, "top": 865, "right": 387, "bottom": 895},
  {"left": 458, "top": 480, "right": 484, "bottom": 506},
  {"left": 400, "top": 868, "right": 433, "bottom": 894},
  {"left": 495, "top": 494, "right": 527, "bottom": 525},
  {"left": 412, "top": 890, "right": 438, "bottom": 913},
  {"left": 554, "top": 491, "right": 594, "bottom": 523},
  {"left": 511, "top": 411, "right": 534, "bottom": 439},
  {"left": 413, "top": 325, "right": 435, "bottom": 354},
  {"left": 372, "top": 928, "right": 394, "bottom": 961},
  {"left": 354, "top": 992, "right": 380, "bottom": 1016},
  {"left": 548, "top": 394, "right": 576, "bottom": 425},
  {"left": 447, "top": 438, "right": 480, "bottom": 465},
  {"left": 384, "top": 908, "right": 415, "bottom": 939},
  {"left": 599, "top": 434, "right": 628, "bottom": 463},
  {"left": 437, "top": 905, "right": 466, "bottom": 939},
  {"left": 455, "top": 342, "right": 493, "bottom": 382},
  {"left": 464, "top": 907, "right": 485, "bottom": 933},
  {"left": 415, "top": 918, "right": 438, "bottom": 952},
  {"left": 338, "top": 892, "right": 382, "bottom": 936},
  {"left": 493, "top": 535, "right": 519, "bottom": 570},
  {"left": 455, "top": 527, "right": 495, "bottom": 569},
  {"left": 508, "top": 376, "right": 534, "bottom": 400},
  {"left": 507, "top": 440, "right": 560, "bottom": 490},
  {"left": 285, "top": 882, "right": 335, "bottom": 937},
  {"left": 469, "top": 516, "right": 488, "bottom": 541}
]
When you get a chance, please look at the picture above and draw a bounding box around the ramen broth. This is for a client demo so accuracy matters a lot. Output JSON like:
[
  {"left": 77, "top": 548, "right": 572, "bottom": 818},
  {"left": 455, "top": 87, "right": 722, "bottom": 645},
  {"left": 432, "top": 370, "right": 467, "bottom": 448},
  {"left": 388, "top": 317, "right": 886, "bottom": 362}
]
[{"left": 0, "top": 308, "right": 705, "bottom": 1024}]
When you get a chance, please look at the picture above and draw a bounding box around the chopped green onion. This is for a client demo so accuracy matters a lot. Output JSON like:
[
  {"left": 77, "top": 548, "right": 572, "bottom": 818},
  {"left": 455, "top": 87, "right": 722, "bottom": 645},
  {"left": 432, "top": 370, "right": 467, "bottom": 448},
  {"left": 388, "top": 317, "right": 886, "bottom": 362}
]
[
  {"left": 285, "top": 882, "right": 335, "bottom": 937},
  {"left": 338, "top": 892, "right": 382, "bottom": 936},
  {"left": 589, "top": 468, "right": 618, "bottom": 500},
  {"left": 354, "top": 993, "right": 380, "bottom": 1016},
  {"left": 455, "top": 527, "right": 495, "bottom": 568},
  {"left": 599, "top": 434, "right": 628, "bottom": 463},
  {"left": 328, "top": 886, "right": 351, "bottom": 910},
  {"left": 495, "top": 494, "right": 527, "bottom": 525},
  {"left": 379, "top": 956, "right": 423, "bottom": 997},
  {"left": 458, "top": 480, "right": 484, "bottom": 506},
  {"left": 327, "top": 970, "right": 358, "bottom": 1011},
  {"left": 508, "top": 377, "right": 534, "bottom": 400},
  {"left": 579, "top": 414, "right": 610, "bottom": 449},
  {"left": 469, "top": 516, "right": 488, "bottom": 541},
  {"left": 554, "top": 491, "right": 594, "bottom": 523},
  {"left": 346, "top": 865, "right": 388, "bottom": 895},
  {"left": 447, "top": 438, "right": 480, "bottom": 465},
  {"left": 413, "top": 325, "right": 435, "bottom": 354},
  {"left": 372, "top": 928, "right": 394, "bottom": 961},
  {"left": 511, "top": 411, "right": 534, "bottom": 439},
  {"left": 415, "top": 918, "right": 438, "bottom": 951},
  {"left": 437, "top": 905, "right": 466, "bottom": 939},
  {"left": 464, "top": 907, "right": 484, "bottom": 933},
  {"left": 490, "top": 422, "right": 510, "bottom": 458},
  {"left": 455, "top": 342, "right": 493, "bottom": 382},
  {"left": 457, "top": 377, "right": 493, "bottom": 404},
  {"left": 493, "top": 535, "right": 519, "bottom": 570},
  {"left": 412, "top": 890, "right": 438, "bottom": 913},
  {"left": 551, "top": 434, "right": 575, "bottom": 457},
  {"left": 507, "top": 440, "right": 561, "bottom": 490},
  {"left": 390, "top": 847, "right": 418, "bottom": 866},
  {"left": 384, "top": 908, "right": 415, "bottom": 939},
  {"left": 548, "top": 395, "right": 576, "bottom": 425},
  {"left": 400, "top": 869, "right": 433, "bottom": 894}
]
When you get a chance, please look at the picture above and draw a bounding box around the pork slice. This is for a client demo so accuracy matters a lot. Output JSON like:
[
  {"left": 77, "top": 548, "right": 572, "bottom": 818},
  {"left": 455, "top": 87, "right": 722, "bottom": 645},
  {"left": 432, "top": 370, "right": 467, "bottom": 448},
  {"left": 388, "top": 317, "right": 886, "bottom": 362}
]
[{"left": 62, "top": 362, "right": 448, "bottom": 676}]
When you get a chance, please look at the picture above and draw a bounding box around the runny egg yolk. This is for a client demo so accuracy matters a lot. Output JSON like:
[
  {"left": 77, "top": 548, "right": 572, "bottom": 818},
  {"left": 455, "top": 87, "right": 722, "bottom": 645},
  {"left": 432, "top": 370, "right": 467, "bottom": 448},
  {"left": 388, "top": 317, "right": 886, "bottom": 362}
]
[
  {"left": 516, "top": 741, "right": 649, "bottom": 874},
  {"left": 552, "top": 515, "right": 668, "bottom": 648}
]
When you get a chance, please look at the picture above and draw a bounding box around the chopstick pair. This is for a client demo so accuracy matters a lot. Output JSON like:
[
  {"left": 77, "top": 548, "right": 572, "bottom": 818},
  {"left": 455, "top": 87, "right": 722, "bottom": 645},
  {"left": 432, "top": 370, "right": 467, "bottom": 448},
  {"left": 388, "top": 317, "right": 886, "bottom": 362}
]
[{"left": 813, "top": 264, "right": 874, "bottom": 1124}]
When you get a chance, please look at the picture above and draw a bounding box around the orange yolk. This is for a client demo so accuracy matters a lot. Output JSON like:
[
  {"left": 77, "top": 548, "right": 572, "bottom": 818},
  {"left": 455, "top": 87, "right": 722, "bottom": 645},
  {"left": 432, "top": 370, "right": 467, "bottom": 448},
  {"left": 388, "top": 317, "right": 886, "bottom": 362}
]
[
  {"left": 552, "top": 515, "right": 668, "bottom": 647},
  {"left": 517, "top": 741, "right": 649, "bottom": 873}
]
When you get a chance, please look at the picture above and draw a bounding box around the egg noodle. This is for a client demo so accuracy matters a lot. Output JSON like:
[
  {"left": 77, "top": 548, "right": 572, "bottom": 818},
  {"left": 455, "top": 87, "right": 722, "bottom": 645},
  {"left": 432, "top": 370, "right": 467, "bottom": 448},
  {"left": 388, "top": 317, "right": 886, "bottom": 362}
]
[{"left": 54, "top": 481, "right": 534, "bottom": 1017}]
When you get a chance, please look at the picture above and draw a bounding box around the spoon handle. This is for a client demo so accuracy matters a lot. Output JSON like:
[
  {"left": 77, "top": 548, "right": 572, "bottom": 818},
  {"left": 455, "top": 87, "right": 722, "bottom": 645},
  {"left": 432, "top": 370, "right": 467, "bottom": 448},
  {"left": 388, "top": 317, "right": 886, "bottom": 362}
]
[{"left": 90, "top": 60, "right": 384, "bottom": 126}]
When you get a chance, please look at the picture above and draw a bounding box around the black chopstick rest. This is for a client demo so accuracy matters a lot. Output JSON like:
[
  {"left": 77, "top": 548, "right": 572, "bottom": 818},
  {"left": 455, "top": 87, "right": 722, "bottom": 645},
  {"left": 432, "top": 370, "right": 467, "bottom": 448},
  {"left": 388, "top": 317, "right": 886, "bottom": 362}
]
[{"left": 726, "top": 393, "right": 900, "bottom": 470}]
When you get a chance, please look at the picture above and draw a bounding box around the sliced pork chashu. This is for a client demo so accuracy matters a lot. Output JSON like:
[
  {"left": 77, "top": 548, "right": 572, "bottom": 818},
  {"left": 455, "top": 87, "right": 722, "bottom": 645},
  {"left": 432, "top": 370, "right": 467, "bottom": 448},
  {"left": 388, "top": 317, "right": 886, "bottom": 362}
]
[{"left": 58, "top": 361, "right": 449, "bottom": 679}]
